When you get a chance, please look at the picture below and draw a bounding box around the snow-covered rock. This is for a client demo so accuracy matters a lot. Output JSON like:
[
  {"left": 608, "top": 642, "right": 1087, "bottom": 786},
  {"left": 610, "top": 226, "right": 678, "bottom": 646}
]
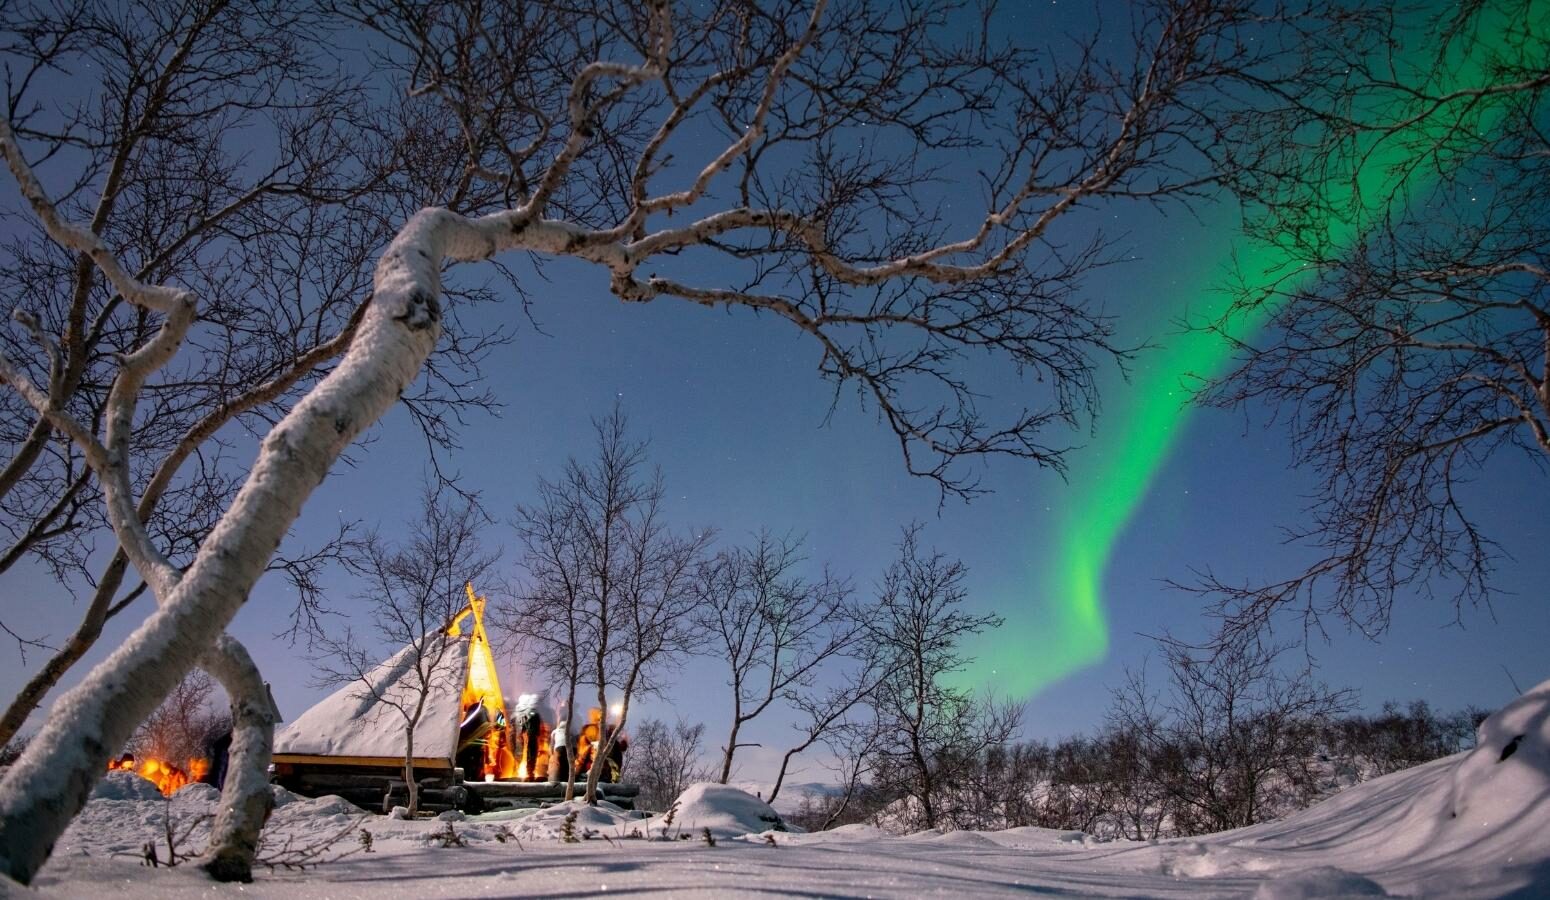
[
  {"left": 90, "top": 770, "right": 162, "bottom": 801},
  {"left": 171, "top": 782, "right": 219, "bottom": 804},
  {"left": 646, "top": 783, "right": 790, "bottom": 839},
  {"left": 270, "top": 783, "right": 301, "bottom": 808}
]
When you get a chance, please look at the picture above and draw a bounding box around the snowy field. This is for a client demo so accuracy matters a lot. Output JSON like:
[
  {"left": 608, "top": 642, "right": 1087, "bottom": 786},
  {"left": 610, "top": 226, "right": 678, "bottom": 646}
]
[{"left": 15, "top": 682, "right": 1550, "bottom": 899}]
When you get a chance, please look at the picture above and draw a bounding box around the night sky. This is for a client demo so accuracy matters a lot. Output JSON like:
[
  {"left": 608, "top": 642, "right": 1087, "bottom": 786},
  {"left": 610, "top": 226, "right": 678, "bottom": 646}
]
[{"left": 2, "top": 1, "right": 1547, "bottom": 785}]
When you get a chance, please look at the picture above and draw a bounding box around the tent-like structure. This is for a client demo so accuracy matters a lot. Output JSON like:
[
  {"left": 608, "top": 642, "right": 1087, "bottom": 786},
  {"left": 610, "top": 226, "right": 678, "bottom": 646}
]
[{"left": 274, "top": 584, "right": 548, "bottom": 780}]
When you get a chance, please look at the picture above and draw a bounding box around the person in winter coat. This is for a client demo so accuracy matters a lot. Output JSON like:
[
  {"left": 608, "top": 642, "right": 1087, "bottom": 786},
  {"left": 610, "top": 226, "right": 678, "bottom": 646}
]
[
  {"left": 575, "top": 707, "right": 603, "bottom": 776},
  {"left": 549, "top": 718, "right": 570, "bottom": 783},
  {"left": 605, "top": 727, "right": 628, "bottom": 783},
  {"left": 517, "top": 707, "right": 543, "bottom": 781}
]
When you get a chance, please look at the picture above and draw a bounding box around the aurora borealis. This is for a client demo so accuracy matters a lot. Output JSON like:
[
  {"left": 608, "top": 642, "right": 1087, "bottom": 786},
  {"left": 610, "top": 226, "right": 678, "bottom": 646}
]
[{"left": 961, "top": 1, "right": 1533, "bottom": 698}]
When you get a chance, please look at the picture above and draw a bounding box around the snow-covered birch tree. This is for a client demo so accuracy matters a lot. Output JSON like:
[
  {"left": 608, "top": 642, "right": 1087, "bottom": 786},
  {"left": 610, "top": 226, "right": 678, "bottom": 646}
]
[
  {"left": 0, "top": 0, "right": 1291, "bottom": 885},
  {"left": 0, "top": 0, "right": 503, "bottom": 753}
]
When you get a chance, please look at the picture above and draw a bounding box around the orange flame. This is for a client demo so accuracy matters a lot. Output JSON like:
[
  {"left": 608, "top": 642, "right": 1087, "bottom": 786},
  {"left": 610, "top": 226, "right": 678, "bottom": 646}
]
[{"left": 106, "top": 755, "right": 207, "bottom": 797}]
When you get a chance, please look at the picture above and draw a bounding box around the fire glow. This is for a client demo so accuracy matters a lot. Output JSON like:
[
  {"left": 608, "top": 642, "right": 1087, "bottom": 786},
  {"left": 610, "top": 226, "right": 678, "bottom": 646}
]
[
  {"left": 448, "top": 584, "right": 550, "bottom": 781},
  {"left": 106, "top": 754, "right": 207, "bottom": 797}
]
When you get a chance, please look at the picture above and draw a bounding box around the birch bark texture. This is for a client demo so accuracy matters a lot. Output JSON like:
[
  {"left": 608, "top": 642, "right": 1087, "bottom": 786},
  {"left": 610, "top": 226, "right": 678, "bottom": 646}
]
[{"left": 2, "top": 0, "right": 1290, "bottom": 884}]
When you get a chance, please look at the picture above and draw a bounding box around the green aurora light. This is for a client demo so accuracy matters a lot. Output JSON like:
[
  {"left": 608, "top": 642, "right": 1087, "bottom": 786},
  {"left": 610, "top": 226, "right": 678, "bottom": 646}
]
[{"left": 960, "top": 1, "right": 1539, "bottom": 698}]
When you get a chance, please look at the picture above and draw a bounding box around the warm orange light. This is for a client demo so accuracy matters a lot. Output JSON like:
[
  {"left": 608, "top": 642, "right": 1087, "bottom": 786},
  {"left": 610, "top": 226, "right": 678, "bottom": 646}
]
[
  {"left": 451, "top": 583, "right": 555, "bottom": 782},
  {"left": 105, "top": 755, "right": 205, "bottom": 796}
]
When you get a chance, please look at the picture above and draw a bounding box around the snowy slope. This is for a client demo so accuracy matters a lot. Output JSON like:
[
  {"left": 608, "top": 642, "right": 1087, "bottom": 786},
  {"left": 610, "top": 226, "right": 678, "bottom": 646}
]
[
  {"left": 18, "top": 680, "right": 1550, "bottom": 898},
  {"left": 1171, "top": 676, "right": 1550, "bottom": 896},
  {"left": 726, "top": 780, "right": 841, "bottom": 816}
]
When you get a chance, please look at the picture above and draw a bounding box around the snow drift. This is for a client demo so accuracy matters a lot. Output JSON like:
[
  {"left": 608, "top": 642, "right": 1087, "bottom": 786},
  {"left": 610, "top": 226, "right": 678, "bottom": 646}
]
[
  {"left": 645, "top": 783, "right": 790, "bottom": 839},
  {"left": 1171, "top": 676, "right": 1550, "bottom": 896}
]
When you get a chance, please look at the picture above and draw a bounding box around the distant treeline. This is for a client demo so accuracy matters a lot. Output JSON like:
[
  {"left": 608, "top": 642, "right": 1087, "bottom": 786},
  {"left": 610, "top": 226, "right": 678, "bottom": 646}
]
[{"left": 788, "top": 700, "right": 1486, "bottom": 839}]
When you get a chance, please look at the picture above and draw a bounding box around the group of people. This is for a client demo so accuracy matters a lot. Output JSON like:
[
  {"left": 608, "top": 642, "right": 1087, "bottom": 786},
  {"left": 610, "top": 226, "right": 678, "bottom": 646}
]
[{"left": 550, "top": 706, "right": 628, "bottom": 783}]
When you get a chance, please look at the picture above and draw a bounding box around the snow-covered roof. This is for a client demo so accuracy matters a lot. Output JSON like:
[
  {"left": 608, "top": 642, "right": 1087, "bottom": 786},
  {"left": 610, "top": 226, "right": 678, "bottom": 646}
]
[{"left": 274, "top": 631, "right": 470, "bottom": 763}]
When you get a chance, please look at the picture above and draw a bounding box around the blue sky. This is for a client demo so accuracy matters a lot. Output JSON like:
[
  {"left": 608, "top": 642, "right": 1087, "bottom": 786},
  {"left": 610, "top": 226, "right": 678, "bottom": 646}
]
[{"left": 10, "top": 198, "right": 1544, "bottom": 781}]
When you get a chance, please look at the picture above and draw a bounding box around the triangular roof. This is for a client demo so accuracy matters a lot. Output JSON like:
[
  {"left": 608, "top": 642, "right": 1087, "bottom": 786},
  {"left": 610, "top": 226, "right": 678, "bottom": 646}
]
[
  {"left": 448, "top": 582, "right": 510, "bottom": 730},
  {"left": 271, "top": 588, "right": 489, "bottom": 765},
  {"left": 274, "top": 584, "right": 537, "bottom": 771},
  {"left": 274, "top": 629, "right": 470, "bottom": 764}
]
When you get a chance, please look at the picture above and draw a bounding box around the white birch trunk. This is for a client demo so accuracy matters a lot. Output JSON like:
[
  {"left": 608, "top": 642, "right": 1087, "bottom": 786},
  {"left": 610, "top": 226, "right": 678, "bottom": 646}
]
[
  {"left": 197, "top": 635, "right": 278, "bottom": 882},
  {"left": 0, "top": 207, "right": 502, "bottom": 885}
]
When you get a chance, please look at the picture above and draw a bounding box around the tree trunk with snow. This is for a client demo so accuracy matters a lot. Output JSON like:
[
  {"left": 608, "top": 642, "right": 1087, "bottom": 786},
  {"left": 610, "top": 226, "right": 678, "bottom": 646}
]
[
  {"left": 197, "top": 635, "right": 278, "bottom": 883},
  {"left": 719, "top": 714, "right": 743, "bottom": 785},
  {"left": 0, "top": 207, "right": 478, "bottom": 884},
  {"left": 584, "top": 681, "right": 609, "bottom": 805},
  {"left": 561, "top": 679, "right": 579, "bottom": 803}
]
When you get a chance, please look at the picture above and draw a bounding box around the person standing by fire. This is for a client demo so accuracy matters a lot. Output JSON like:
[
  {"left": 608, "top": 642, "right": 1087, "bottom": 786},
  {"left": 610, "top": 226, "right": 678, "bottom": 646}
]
[
  {"left": 605, "top": 726, "right": 628, "bottom": 783},
  {"left": 550, "top": 718, "right": 570, "bottom": 783},
  {"left": 517, "top": 704, "right": 543, "bottom": 782},
  {"left": 575, "top": 707, "right": 603, "bottom": 776}
]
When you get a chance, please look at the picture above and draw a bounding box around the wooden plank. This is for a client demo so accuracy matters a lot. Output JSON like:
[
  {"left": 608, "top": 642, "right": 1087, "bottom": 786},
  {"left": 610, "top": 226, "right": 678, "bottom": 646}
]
[
  {"left": 465, "top": 781, "right": 640, "bottom": 799},
  {"left": 272, "top": 753, "right": 453, "bottom": 769}
]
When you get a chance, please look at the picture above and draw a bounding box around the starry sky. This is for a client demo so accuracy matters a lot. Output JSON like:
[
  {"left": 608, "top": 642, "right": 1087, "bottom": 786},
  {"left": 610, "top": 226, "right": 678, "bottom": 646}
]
[{"left": 2, "top": 0, "right": 1547, "bottom": 785}]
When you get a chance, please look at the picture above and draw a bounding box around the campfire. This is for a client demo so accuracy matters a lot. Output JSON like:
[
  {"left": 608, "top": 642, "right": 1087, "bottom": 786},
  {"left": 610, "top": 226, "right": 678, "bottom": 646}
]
[{"left": 107, "top": 753, "right": 206, "bottom": 796}]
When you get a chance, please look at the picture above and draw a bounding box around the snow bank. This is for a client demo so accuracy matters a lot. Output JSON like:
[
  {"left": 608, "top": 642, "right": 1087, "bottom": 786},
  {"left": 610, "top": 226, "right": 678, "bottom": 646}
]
[
  {"left": 1252, "top": 867, "right": 1391, "bottom": 899},
  {"left": 906, "top": 829, "right": 1002, "bottom": 847},
  {"left": 645, "top": 783, "right": 789, "bottom": 839},
  {"left": 1446, "top": 676, "right": 1550, "bottom": 839},
  {"left": 273, "top": 794, "right": 367, "bottom": 822},
  {"left": 482, "top": 799, "right": 637, "bottom": 841},
  {"left": 90, "top": 770, "right": 163, "bottom": 801},
  {"left": 982, "top": 826, "right": 1093, "bottom": 849},
  {"left": 172, "top": 782, "right": 219, "bottom": 804},
  {"left": 1181, "top": 676, "right": 1550, "bottom": 896},
  {"left": 781, "top": 822, "right": 888, "bottom": 844},
  {"left": 269, "top": 784, "right": 301, "bottom": 808}
]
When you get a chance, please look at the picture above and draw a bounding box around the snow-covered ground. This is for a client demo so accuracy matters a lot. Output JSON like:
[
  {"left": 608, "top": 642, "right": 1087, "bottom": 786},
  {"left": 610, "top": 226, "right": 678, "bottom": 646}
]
[{"left": 13, "top": 682, "right": 1550, "bottom": 898}]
